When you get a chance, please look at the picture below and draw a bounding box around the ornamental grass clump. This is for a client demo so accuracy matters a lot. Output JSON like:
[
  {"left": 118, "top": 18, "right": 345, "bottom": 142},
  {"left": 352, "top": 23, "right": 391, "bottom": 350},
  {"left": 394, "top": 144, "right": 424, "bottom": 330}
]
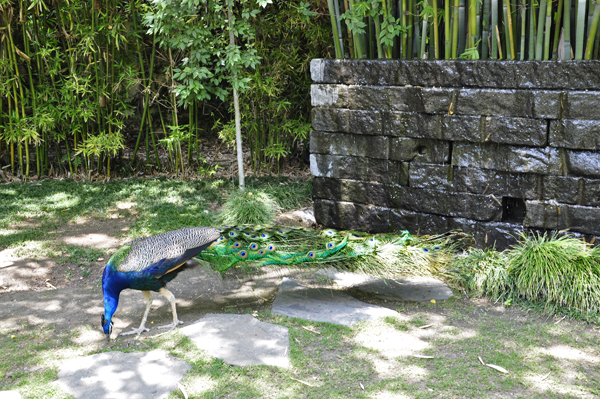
[
  {"left": 219, "top": 190, "right": 281, "bottom": 226},
  {"left": 444, "top": 247, "right": 514, "bottom": 301},
  {"left": 508, "top": 232, "right": 600, "bottom": 313}
]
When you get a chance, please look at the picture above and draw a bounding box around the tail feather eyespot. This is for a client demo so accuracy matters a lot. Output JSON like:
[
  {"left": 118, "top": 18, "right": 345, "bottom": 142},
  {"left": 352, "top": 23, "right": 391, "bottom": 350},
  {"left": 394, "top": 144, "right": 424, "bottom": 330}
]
[
  {"left": 327, "top": 242, "right": 335, "bottom": 249},
  {"left": 307, "top": 251, "right": 316, "bottom": 259},
  {"left": 238, "top": 250, "right": 248, "bottom": 258},
  {"left": 267, "top": 244, "right": 275, "bottom": 251},
  {"left": 250, "top": 243, "right": 259, "bottom": 250}
]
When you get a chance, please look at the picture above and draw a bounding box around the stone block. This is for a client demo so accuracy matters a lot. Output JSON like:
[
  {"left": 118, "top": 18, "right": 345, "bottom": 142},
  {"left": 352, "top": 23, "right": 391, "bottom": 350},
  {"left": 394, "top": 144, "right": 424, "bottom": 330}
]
[
  {"left": 421, "top": 87, "right": 457, "bottom": 114},
  {"left": 312, "top": 177, "right": 390, "bottom": 207},
  {"left": 310, "top": 154, "right": 391, "bottom": 183},
  {"left": 566, "top": 150, "right": 600, "bottom": 178},
  {"left": 532, "top": 91, "right": 562, "bottom": 119},
  {"left": 558, "top": 204, "right": 600, "bottom": 235},
  {"left": 477, "top": 222, "right": 525, "bottom": 249},
  {"left": 542, "top": 175, "right": 600, "bottom": 207},
  {"left": 311, "top": 108, "right": 384, "bottom": 135},
  {"left": 314, "top": 199, "right": 389, "bottom": 232},
  {"left": 564, "top": 91, "right": 600, "bottom": 120},
  {"left": 385, "top": 112, "right": 442, "bottom": 139},
  {"left": 455, "top": 61, "right": 517, "bottom": 88},
  {"left": 389, "top": 161, "right": 409, "bottom": 185},
  {"left": 347, "top": 86, "right": 424, "bottom": 111},
  {"left": 409, "top": 163, "right": 542, "bottom": 199},
  {"left": 311, "top": 59, "right": 600, "bottom": 90},
  {"left": 452, "top": 143, "right": 565, "bottom": 175},
  {"left": 390, "top": 138, "right": 450, "bottom": 163},
  {"left": 311, "top": 84, "right": 348, "bottom": 107},
  {"left": 549, "top": 119, "right": 600, "bottom": 150},
  {"left": 524, "top": 200, "right": 559, "bottom": 229},
  {"left": 310, "top": 131, "right": 389, "bottom": 159},
  {"left": 389, "top": 186, "right": 503, "bottom": 221}
]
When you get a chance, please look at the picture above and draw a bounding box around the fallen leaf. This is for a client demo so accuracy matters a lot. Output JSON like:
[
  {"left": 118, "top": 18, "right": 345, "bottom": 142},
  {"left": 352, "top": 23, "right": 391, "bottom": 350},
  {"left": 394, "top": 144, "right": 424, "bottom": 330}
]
[
  {"left": 291, "top": 377, "right": 314, "bottom": 387},
  {"left": 430, "top": 299, "right": 436, "bottom": 303},
  {"left": 359, "top": 382, "right": 365, "bottom": 390},
  {"left": 486, "top": 364, "right": 509, "bottom": 374}
]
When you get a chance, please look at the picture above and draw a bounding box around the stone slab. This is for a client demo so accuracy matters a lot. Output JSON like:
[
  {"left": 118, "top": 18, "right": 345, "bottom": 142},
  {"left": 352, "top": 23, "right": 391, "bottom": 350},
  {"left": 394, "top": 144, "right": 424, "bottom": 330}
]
[
  {"left": 272, "top": 278, "right": 397, "bottom": 327},
  {"left": 54, "top": 350, "right": 190, "bottom": 399},
  {"left": 179, "top": 314, "right": 290, "bottom": 368},
  {"left": 0, "top": 391, "right": 22, "bottom": 399},
  {"left": 316, "top": 268, "right": 453, "bottom": 301}
]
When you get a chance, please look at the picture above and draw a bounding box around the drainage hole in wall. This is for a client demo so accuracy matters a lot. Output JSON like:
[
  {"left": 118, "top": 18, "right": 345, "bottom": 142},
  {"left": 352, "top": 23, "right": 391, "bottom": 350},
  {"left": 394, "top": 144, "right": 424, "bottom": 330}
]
[{"left": 501, "top": 197, "right": 526, "bottom": 223}]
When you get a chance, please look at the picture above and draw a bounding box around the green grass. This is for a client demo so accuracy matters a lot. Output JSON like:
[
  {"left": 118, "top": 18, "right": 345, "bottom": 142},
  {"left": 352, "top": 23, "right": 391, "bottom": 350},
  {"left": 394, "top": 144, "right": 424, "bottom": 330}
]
[
  {"left": 0, "top": 176, "right": 312, "bottom": 251},
  {"left": 2, "top": 300, "right": 598, "bottom": 398}
]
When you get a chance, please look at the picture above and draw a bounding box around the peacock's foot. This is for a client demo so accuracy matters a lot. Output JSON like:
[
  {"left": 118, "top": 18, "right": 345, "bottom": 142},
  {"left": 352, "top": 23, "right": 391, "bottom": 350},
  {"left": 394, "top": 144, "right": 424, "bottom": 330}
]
[
  {"left": 120, "top": 326, "right": 150, "bottom": 336},
  {"left": 157, "top": 320, "right": 184, "bottom": 330}
]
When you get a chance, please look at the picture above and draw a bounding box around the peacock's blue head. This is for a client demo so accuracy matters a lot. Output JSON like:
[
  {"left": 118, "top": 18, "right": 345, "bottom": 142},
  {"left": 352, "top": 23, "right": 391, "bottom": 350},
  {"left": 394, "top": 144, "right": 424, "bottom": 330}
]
[
  {"left": 101, "top": 313, "right": 113, "bottom": 339},
  {"left": 101, "top": 263, "right": 121, "bottom": 341}
]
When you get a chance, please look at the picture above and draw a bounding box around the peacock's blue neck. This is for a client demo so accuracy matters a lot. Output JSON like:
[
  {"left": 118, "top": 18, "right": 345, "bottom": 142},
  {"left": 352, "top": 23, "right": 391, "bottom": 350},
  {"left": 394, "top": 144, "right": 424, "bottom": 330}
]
[{"left": 101, "top": 264, "right": 129, "bottom": 331}]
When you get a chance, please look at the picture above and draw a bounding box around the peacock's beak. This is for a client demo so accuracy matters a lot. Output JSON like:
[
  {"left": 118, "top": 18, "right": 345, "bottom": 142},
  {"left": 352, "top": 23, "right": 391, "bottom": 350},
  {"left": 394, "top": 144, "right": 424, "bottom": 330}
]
[{"left": 106, "top": 333, "right": 111, "bottom": 343}]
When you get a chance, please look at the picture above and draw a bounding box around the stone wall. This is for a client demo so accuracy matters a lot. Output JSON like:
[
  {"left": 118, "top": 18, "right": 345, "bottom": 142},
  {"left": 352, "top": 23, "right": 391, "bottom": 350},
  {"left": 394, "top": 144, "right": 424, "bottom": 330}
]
[{"left": 310, "top": 59, "right": 600, "bottom": 249}]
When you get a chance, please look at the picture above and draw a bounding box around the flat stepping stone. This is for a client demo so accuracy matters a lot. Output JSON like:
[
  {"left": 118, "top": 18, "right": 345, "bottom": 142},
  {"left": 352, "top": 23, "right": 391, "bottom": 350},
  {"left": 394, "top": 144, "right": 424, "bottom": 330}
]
[
  {"left": 317, "top": 268, "right": 453, "bottom": 301},
  {"left": 272, "top": 278, "right": 397, "bottom": 327},
  {"left": 180, "top": 314, "right": 290, "bottom": 368},
  {"left": 54, "top": 350, "right": 190, "bottom": 399}
]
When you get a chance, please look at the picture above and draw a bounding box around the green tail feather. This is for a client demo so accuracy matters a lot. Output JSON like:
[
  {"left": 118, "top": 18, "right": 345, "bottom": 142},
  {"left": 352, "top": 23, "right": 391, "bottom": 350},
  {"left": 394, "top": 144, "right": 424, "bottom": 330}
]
[{"left": 196, "top": 225, "right": 453, "bottom": 277}]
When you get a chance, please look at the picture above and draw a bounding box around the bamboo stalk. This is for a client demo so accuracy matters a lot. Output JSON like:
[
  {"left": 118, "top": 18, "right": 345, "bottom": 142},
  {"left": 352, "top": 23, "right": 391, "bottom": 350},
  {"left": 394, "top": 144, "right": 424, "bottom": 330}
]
[
  {"left": 452, "top": 0, "right": 460, "bottom": 57},
  {"left": 552, "top": 0, "right": 565, "bottom": 58},
  {"left": 326, "top": 0, "right": 344, "bottom": 58},
  {"left": 535, "top": 0, "right": 548, "bottom": 59},
  {"left": 575, "top": 0, "right": 587, "bottom": 59},
  {"left": 564, "top": 0, "right": 572, "bottom": 59},
  {"left": 543, "top": 0, "right": 553, "bottom": 59},
  {"left": 445, "top": 0, "right": 452, "bottom": 58},
  {"left": 491, "top": 0, "right": 499, "bottom": 58},
  {"left": 585, "top": 0, "right": 600, "bottom": 59}
]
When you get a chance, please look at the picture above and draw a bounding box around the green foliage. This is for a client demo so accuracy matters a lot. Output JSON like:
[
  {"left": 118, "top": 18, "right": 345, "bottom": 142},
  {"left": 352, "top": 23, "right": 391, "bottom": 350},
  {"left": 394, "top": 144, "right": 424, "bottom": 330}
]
[
  {"left": 219, "top": 189, "right": 282, "bottom": 225},
  {"left": 329, "top": 0, "right": 600, "bottom": 60},
  {"left": 446, "top": 232, "right": 600, "bottom": 316}
]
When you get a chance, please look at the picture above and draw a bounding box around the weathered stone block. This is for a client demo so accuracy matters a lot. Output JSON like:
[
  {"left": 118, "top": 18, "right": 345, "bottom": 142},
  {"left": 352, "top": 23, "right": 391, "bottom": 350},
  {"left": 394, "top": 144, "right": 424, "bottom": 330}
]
[
  {"left": 525, "top": 200, "right": 600, "bottom": 235},
  {"left": 564, "top": 91, "right": 600, "bottom": 120},
  {"left": 477, "top": 222, "right": 525, "bottom": 249},
  {"left": 389, "top": 186, "right": 502, "bottom": 221},
  {"left": 421, "top": 88, "right": 457, "bottom": 114},
  {"left": 532, "top": 91, "right": 562, "bottom": 119},
  {"left": 385, "top": 112, "right": 442, "bottom": 139},
  {"left": 566, "top": 150, "right": 600, "bottom": 178},
  {"left": 312, "top": 178, "right": 390, "bottom": 207},
  {"left": 409, "top": 163, "right": 542, "bottom": 198},
  {"left": 542, "top": 175, "right": 600, "bottom": 207},
  {"left": 311, "top": 59, "right": 600, "bottom": 90},
  {"left": 310, "top": 131, "right": 389, "bottom": 159},
  {"left": 314, "top": 199, "right": 389, "bottom": 232},
  {"left": 390, "top": 138, "right": 450, "bottom": 163},
  {"left": 452, "top": 143, "right": 565, "bottom": 175},
  {"left": 524, "top": 200, "right": 559, "bottom": 229},
  {"left": 347, "top": 86, "right": 424, "bottom": 111},
  {"left": 310, "top": 154, "right": 392, "bottom": 184},
  {"left": 311, "top": 84, "right": 348, "bottom": 107},
  {"left": 389, "top": 161, "right": 409, "bottom": 185},
  {"left": 311, "top": 108, "right": 384, "bottom": 135},
  {"left": 549, "top": 119, "right": 600, "bottom": 150}
]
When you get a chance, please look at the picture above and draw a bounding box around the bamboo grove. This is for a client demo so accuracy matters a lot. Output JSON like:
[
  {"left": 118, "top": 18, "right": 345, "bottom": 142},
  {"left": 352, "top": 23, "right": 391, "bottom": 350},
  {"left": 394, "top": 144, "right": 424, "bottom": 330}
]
[
  {"left": 326, "top": 0, "right": 600, "bottom": 60},
  {"left": 0, "top": 0, "right": 330, "bottom": 179}
]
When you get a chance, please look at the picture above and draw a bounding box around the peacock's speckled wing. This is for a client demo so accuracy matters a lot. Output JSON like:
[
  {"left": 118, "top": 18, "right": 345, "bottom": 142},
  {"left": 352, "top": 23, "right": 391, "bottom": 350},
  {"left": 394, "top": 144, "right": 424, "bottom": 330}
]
[{"left": 114, "top": 227, "right": 220, "bottom": 273}]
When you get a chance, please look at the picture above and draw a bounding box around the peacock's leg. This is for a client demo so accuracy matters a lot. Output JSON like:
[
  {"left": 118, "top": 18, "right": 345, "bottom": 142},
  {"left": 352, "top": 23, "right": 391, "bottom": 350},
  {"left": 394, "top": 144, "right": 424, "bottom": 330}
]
[
  {"left": 157, "top": 287, "right": 184, "bottom": 330},
  {"left": 121, "top": 290, "right": 153, "bottom": 336}
]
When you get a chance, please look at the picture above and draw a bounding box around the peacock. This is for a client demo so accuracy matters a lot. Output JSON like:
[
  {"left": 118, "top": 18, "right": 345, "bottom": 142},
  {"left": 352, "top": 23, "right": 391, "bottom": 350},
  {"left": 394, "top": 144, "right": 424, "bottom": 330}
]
[
  {"left": 101, "top": 227, "right": 220, "bottom": 341},
  {"left": 195, "top": 225, "right": 450, "bottom": 278},
  {"left": 102, "top": 225, "right": 450, "bottom": 340}
]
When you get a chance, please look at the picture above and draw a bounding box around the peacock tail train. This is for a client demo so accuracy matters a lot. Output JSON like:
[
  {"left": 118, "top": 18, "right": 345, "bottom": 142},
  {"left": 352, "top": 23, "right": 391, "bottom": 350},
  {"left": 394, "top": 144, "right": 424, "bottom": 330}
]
[{"left": 196, "top": 226, "right": 453, "bottom": 278}]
